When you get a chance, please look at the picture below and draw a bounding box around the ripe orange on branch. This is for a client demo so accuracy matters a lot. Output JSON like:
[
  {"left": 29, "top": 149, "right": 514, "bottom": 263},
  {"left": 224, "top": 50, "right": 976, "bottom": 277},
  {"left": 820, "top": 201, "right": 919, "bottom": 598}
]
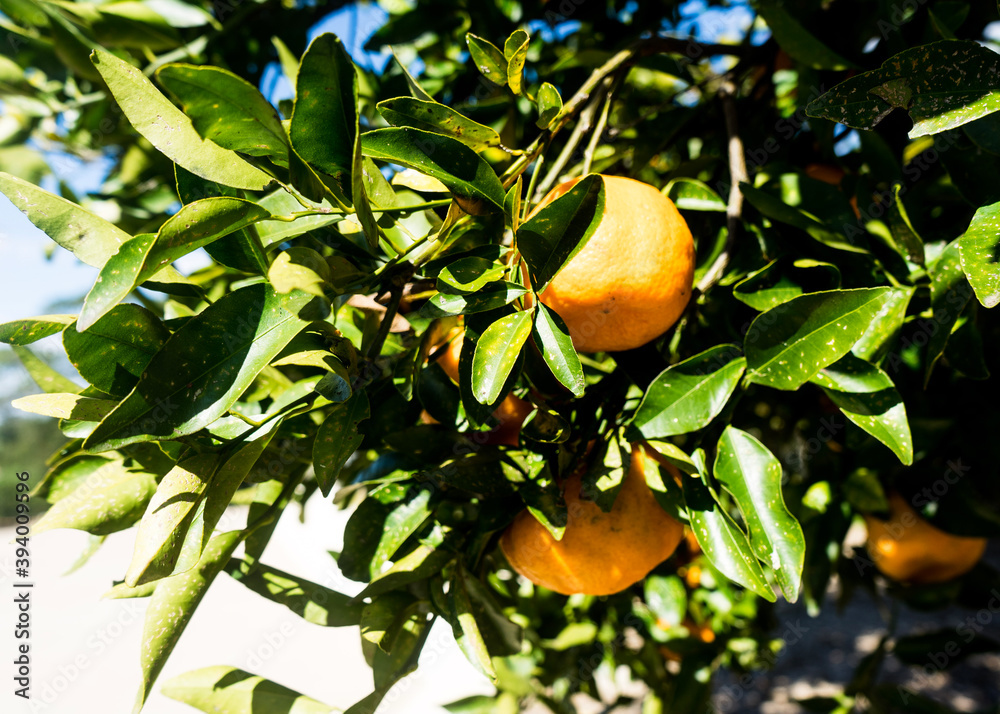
[
  {"left": 499, "top": 444, "right": 684, "bottom": 595},
  {"left": 530, "top": 174, "right": 696, "bottom": 353},
  {"left": 863, "top": 492, "right": 987, "bottom": 584}
]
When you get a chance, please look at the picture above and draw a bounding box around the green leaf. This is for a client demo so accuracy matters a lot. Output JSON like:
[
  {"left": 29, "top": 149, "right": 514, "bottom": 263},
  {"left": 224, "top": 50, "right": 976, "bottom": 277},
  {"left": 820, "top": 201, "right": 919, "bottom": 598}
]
[
  {"left": 134, "top": 530, "right": 244, "bottom": 714},
  {"left": 420, "top": 282, "right": 527, "bottom": 318},
  {"left": 471, "top": 311, "right": 532, "bottom": 404},
  {"left": 371, "top": 488, "right": 433, "bottom": 575},
  {"left": 0, "top": 315, "right": 74, "bottom": 345},
  {"left": 225, "top": 561, "right": 363, "bottom": 627},
  {"left": 755, "top": 0, "right": 855, "bottom": 69},
  {"left": 83, "top": 284, "right": 311, "bottom": 452},
  {"left": 272, "top": 36, "right": 299, "bottom": 89},
  {"left": 683, "top": 475, "right": 775, "bottom": 602},
  {"left": 78, "top": 233, "right": 156, "bottom": 332},
  {"left": 163, "top": 666, "right": 335, "bottom": 714},
  {"left": 438, "top": 256, "right": 506, "bottom": 293},
  {"left": 313, "top": 390, "right": 370, "bottom": 496},
  {"left": 887, "top": 184, "right": 926, "bottom": 265},
  {"left": 714, "top": 427, "right": 805, "bottom": 601},
  {"left": 391, "top": 48, "right": 433, "bottom": 101},
  {"left": 466, "top": 33, "right": 507, "bottom": 85},
  {"left": 852, "top": 287, "right": 914, "bottom": 362},
  {"left": 926, "top": 240, "right": 973, "bottom": 384},
  {"left": 0, "top": 171, "right": 129, "bottom": 268},
  {"left": 352, "top": 110, "right": 380, "bottom": 252},
  {"left": 517, "top": 173, "right": 605, "bottom": 291},
  {"left": 32, "top": 464, "right": 156, "bottom": 536},
  {"left": 156, "top": 63, "right": 288, "bottom": 164},
  {"left": 64, "top": 304, "right": 170, "bottom": 397},
  {"left": 745, "top": 288, "right": 894, "bottom": 390},
  {"left": 10, "top": 347, "right": 81, "bottom": 394},
  {"left": 959, "top": 200, "right": 1000, "bottom": 308},
  {"left": 644, "top": 575, "right": 687, "bottom": 628},
  {"left": 806, "top": 40, "right": 1000, "bottom": 138},
  {"left": 505, "top": 30, "right": 529, "bottom": 96},
  {"left": 377, "top": 97, "right": 503, "bottom": 151},
  {"left": 125, "top": 453, "right": 219, "bottom": 587},
  {"left": 203, "top": 422, "right": 282, "bottom": 536},
  {"left": 362, "top": 127, "right": 505, "bottom": 212},
  {"left": 740, "top": 183, "right": 866, "bottom": 253},
  {"left": 451, "top": 562, "right": 520, "bottom": 682},
  {"left": 268, "top": 247, "right": 331, "bottom": 297},
  {"left": 91, "top": 49, "right": 273, "bottom": 191},
  {"left": 810, "top": 354, "right": 913, "bottom": 465},
  {"left": 289, "top": 33, "right": 357, "bottom": 192},
  {"left": 12, "top": 392, "right": 116, "bottom": 421},
  {"left": 532, "top": 304, "right": 585, "bottom": 397},
  {"left": 633, "top": 345, "right": 746, "bottom": 438},
  {"left": 664, "top": 178, "right": 727, "bottom": 212},
  {"left": 536, "top": 82, "right": 562, "bottom": 129}
]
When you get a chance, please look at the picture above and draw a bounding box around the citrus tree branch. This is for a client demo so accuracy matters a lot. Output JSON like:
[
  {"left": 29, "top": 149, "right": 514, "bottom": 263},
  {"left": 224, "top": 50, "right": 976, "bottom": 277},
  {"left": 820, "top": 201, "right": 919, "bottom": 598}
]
[{"left": 696, "top": 78, "right": 747, "bottom": 293}]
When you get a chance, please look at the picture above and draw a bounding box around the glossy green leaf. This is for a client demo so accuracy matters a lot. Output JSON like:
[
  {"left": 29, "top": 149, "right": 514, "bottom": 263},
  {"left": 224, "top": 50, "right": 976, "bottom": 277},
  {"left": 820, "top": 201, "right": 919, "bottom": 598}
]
[
  {"left": 391, "top": 48, "right": 433, "bottom": 101},
  {"left": 852, "top": 287, "right": 914, "bottom": 362},
  {"left": 471, "top": 311, "right": 532, "bottom": 404},
  {"left": 0, "top": 171, "right": 129, "bottom": 268},
  {"left": 91, "top": 49, "right": 273, "bottom": 191},
  {"left": 83, "top": 284, "right": 311, "bottom": 452},
  {"left": 313, "top": 390, "right": 370, "bottom": 496},
  {"left": 887, "top": 184, "right": 925, "bottom": 265},
  {"left": 806, "top": 40, "right": 1000, "bottom": 138},
  {"left": 362, "top": 127, "right": 505, "bottom": 212},
  {"left": 64, "top": 304, "right": 169, "bottom": 397},
  {"left": 452, "top": 563, "right": 496, "bottom": 682},
  {"left": 352, "top": 111, "right": 380, "bottom": 252},
  {"left": 505, "top": 30, "right": 529, "bottom": 95},
  {"left": 438, "top": 256, "right": 506, "bottom": 293},
  {"left": 421, "top": 282, "right": 527, "bottom": 318},
  {"left": 810, "top": 354, "right": 913, "bottom": 464},
  {"left": 134, "top": 530, "right": 243, "bottom": 714},
  {"left": 125, "top": 453, "right": 219, "bottom": 587},
  {"left": 683, "top": 475, "right": 775, "bottom": 602},
  {"left": 0, "top": 315, "right": 74, "bottom": 345},
  {"left": 633, "top": 345, "right": 746, "bottom": 438},
  {"left": 665, "top": 178, "right": 727, "bottom": 212},
  {"left": 225, "top": 560, "right": 363, "bottom": 627},
  {"left": 926, "top": 240, "right": 973, "bottom": 384},
  {"left": 12, "top": 393, "right": 116, "bottom": 421},
  {"left": 32, "top": 464, "right": 155, "bottom": 536},
  {"left": 78, "top": 233, "right": 156, "bottom": 332},
  {"left": 377, "top": 97, "right": 502, "bottom": 151},
  {"left": 517, "top": 173, "right": 605, "bottom": 291},
  {"left": 714, "top": 427, "right": 804, "bottom": 601},
  {"left": 156, "top": 64, "right": 288, "bottom": 164},
  {"left": 536, "top": 82, "right": 562, "bottom": 128},
  {"left": 756, "top": 0, "right": 855, "bottom": 69},
  {"left": 959, "top": 200, "right": 1000, "bottom": 308},
  {"left": 532, "top": 303, "right": 584, "bottom": 397},
  {"left": 163, "top": 666, "right": 335, "bottom": 714},
  {"left": 371, "top": 488, "right": 433, "bottom": 575},
  {"left": 745, "top": 288, "right": 894, "bottom": 390},
  {"left": 466, "top": 33, "right": 507, "bottom": 85},
  {"left": 289, "top": 33, "right": 357, "bottom": 191}
]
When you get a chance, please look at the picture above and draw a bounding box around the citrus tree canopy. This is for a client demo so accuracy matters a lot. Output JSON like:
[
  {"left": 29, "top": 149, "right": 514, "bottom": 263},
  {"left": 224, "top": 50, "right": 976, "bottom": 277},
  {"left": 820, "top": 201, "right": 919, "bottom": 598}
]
[{"left": 2, "top": 0, "right": 1000, "bottom": 711}]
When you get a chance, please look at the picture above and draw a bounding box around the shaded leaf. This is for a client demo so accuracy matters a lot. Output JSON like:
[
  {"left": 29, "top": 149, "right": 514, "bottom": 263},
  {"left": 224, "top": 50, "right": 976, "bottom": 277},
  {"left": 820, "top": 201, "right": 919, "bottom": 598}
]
[
  {"left": 420, "top": 282, "right": 527, "bottom": 318},
  {"left": 532, "top": 303, "right": 584, "bottom": 397},
  {"left": 756, "top": 0, "right": 855, "bottom": 69},
  {"left": 83, "top": 285, "right": 311, "bottom": 452},
  {"left": 926, "top": 240, "right": 973, "bottom": 384},
  {"left": 377, "top": 97, "right": 502, "bottom": 151},
  {"left": 313, "top": 390, "right": 370, "bottom": 496},
  {"left": 466, "top": 33, "right": 507, "bottom": 85},
  {"left": 163, "top": 666, "right": 335, "bottom": 714},
  {"left": 518, "top": 173, "right": 605, "bottom": 291},
  {"left": 536, "top": 82, "right": 562, "bottom": 128},
  {"left": 78, "top": 233, "right": 156, "bottom": 332}
]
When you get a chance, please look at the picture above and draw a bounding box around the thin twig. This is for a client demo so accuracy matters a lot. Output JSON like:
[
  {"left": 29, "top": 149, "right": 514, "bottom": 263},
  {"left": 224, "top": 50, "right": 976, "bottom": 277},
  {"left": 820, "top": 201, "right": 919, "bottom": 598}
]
[
  {"left": 581, "top": 76, "right": 619, "bottom": 177},
  {"left": 533, "top": 88, "right": 603, "bottom": 200},
  {"left": 365, "top": 279, "right": 406, "bottom": 361},
  {"left": 696, "top": 78, "right": 747, "bottom": 293}
]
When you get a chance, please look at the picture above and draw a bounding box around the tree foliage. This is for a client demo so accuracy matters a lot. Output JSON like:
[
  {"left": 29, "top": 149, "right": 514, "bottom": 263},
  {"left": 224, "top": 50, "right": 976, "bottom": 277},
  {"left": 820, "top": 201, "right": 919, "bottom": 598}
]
[{"left": 3, "top": 0, "right": 1000, "bottom": 712}]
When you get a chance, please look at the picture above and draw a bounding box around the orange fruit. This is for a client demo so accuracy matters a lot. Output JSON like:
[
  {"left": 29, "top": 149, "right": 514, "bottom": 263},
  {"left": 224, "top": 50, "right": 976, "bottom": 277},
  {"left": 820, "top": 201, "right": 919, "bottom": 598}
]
[
  {"left": 499, "top": 444, "right": 684, "bottom": 595},
  {"left": 863, "top": 492, "right": 987, "bottom": 584},
  {"left": 530, "top": 174, "right": 695, "bottom": 353},
  {"left": 434, "top": 332, "right": 531, "bottom": 446}
]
